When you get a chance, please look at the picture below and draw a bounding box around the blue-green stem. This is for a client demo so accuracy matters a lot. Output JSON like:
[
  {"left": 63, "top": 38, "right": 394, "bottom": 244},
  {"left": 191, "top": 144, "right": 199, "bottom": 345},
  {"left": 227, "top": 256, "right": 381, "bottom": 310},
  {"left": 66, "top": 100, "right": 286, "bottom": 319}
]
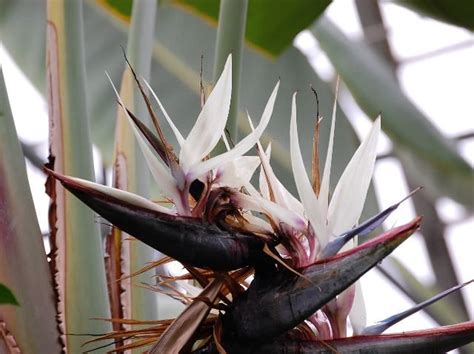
[{"left": 213, "top": 0, "right": 248, "bottom": 142}]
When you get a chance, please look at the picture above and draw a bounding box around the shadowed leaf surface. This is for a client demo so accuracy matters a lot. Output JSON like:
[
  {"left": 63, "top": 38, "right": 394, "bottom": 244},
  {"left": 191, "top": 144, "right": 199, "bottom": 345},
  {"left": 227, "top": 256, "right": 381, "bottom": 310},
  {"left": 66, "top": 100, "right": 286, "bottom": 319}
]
[{"left": 0, "top": 67, "right": 61, "bottom": 352}]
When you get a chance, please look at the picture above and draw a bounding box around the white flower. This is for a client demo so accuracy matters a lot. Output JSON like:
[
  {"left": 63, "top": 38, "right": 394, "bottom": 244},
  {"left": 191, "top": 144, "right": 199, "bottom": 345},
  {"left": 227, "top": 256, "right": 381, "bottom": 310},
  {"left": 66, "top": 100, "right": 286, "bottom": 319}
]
[
  {"left": 108, "top": 55, "right": 279, "bottom": 215},
  {"left": 290, "top": 88, "right": 380, "bottom": 334},
  {"left": 290, "top": 93, "right": 381, "bottom": 253}
]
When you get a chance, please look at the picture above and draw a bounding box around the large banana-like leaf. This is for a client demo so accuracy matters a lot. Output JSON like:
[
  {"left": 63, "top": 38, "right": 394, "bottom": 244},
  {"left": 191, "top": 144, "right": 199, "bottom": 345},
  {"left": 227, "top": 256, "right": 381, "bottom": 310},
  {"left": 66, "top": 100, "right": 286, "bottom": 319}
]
[
  {"left": 97, "top": 0, "right": 332, "bottom": 57},
  {"left": 393, "top": 0, "right": 474, "bottom": 32},
  {"left": 312, "top": 17, "right": 473, "bottom": 208},
  {"left": 46, "top": 1, "right": 111, "bottom": 351},
  {"left": 106, "top": 1, "right": 158, "bottom": 347},
  {"left": 0, "top": 68, "right": 61, "bottom": 352}
]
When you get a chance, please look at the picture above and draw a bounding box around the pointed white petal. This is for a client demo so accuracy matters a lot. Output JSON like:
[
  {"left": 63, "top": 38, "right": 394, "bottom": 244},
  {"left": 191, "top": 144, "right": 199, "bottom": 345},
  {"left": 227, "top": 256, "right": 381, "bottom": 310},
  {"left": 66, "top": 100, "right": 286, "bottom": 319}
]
[
  {"left": 143, "top": 79, "right": 185, "bottom": 146},
  {"left": 66, "top": 175, "right": 174, "bottom": 215},
  {"left": 189, "top": 81, "right": 279, "bottom": 180},
  {"left": 107, "top": 74, "right": 178, "bottom": 200},
  {"left": 216, "top": 156, "right": 260, "bottom": 188},
  {"left": 241, "top": 212, "right": 274, "bottom": 234},
  {"left": 179, "top": 55, "right": 232, "bottom": 170},
  {"left": 239, "top": 183, "right": 306, "bottom": 230},
  {"left": 289, "top": 93, "right": 328, "bottom": 245},
  {"left": 258, "top": 143, "right": 272, "bottom": 200},
  {"left": 349, "top": 281, "right": 367, "bottom": 335},
  {"left": 328, "top": 117, "right": 381, "bottom": 235},
  {"left": 319, "top": 78, "right": 339, "bottom": 217},
  {"left": 221, "top": 131, "right": 232, "bottom": 151},
  {"left": 257, "top": 141, "right": 305, "bottom": 216}
]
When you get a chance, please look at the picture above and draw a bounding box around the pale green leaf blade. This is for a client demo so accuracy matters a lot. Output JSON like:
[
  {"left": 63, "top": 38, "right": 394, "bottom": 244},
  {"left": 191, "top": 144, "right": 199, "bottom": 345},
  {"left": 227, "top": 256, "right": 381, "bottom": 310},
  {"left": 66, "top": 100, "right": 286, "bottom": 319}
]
[
  {"left": 212, "top": 0, "right": 247, "bottom": 142},
  {"left": 0, "top": 67, "right": 61, "bottom": 352},
  {"left": 46, "top": 1, "right": 111, "bottom": 351}
]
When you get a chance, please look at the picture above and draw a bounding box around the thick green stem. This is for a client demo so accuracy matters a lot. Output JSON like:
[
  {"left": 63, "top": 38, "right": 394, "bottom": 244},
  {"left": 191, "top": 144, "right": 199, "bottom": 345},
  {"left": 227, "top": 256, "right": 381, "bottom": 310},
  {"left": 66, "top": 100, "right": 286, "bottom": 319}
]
[{"left": 213, "top": 0, "right": 248, "bottom": 141}]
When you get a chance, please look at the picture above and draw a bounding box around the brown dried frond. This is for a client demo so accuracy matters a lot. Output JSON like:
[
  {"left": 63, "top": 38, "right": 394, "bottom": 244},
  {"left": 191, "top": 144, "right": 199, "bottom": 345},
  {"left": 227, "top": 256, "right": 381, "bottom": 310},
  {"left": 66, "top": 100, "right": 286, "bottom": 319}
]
[{"left": 118, "top": 256, "right": 173, "bottom": 282}]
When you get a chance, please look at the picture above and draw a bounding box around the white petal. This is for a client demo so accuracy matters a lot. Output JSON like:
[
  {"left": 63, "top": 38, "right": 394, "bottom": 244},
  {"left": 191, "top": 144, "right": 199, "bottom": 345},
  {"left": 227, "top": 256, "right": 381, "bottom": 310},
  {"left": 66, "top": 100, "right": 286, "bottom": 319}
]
[
  {"left": 179, "top": 55, "right": 232, "bottom": 170},
  {"left": 328, "top": 117, "right": 381, "bottom": 235},
  {"left": 318, "top": 78, "right": 339, "bottom": 217},
  {"left": 241, "top": 212, "right": 274, "bottom": 234},
  {"left": 107, "top": 74, "right": 178, "bottom": 200},
  {"left": 240, "top": 183, "right": 306, "bottom": 230},
  {"left": 349, "top": 281, "right": 367, "bottom": 335},
  {"left": 66, "top": 175, "right": 174, "bottom": 215},
  {"left": 258, "top": 143, "right": 272, "bottom": 200},
  {"left": 221, "top": 131, "right": 231, "bottom": 151},
  {"left": 188, "top": 81, "right": 279, "bottom": 181},
  {"left": 289, "top": 93, "right": 328, "bottom": 245},
  {"left": 216, "top": 156, "right": 260, "bottom": 188},
  {"left": 143, "top": 79, "right": 185, "bottom": 146},
  {"left": 257, "top": 142, "right": 305, "bottom": 217}
]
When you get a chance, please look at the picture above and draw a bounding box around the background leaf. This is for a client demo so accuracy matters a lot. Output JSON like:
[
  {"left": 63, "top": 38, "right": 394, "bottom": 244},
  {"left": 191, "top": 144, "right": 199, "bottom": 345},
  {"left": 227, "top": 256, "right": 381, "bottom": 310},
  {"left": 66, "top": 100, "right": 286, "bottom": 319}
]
[
  {"left": 46, "top": 1, "right": 111, "bottom": 351},
  {"left": 312, "top": 16, "right": 473, "bottom": 208},
  {"left": 393, "top": 0, "right": 474, "bottom": 31},
  {"left": 97, "top": 0, "right": 332, "bottom": 56},
  {"left": 0, "top": 67, "right": 61, "bottom": 352},
  {"left": 106, "top": 2, "right": 159, "bottom": 350},
  {"left": 0, "top": 284, "right": 18, "bottom": 306}
]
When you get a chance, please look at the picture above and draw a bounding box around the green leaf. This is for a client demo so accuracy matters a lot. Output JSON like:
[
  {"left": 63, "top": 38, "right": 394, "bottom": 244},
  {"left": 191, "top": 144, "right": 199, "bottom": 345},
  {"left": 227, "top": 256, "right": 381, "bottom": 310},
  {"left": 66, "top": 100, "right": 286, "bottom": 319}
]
[
  {"left": 213, "top": 0, "right": 248, "bottom": 141},
  {"left": 0, "top": 284, "right": 18, "bottom": 306},
  {"left": 312, "top": 17, "right": 473, "bottom": 208},
  {"left": 0, "top": 67, "right": 61, "bottom": 352},
  {"left": 46, "top": 1, "right": 111, "bottom": 351},
  {"left": 393, "top": 0, "right": 474, "bottom": 31},
  {"left": 95, "top": 0, "right": 332, "bottom": 57}
]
